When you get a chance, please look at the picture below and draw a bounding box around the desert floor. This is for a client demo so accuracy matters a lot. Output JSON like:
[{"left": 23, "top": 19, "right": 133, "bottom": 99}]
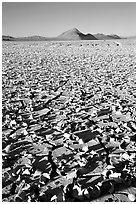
[{"left": 2, "top": 39, "right": 136, "bottom": 202}]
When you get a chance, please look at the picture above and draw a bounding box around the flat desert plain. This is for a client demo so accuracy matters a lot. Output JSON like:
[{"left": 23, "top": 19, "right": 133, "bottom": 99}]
[{"left": 2, "top": 39, "right": 136, "bottom": 202}]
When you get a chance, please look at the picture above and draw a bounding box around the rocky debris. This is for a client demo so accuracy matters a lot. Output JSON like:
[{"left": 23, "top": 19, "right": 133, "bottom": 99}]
[{"left": 2, "top": 39, "right": 136, "bottom": 202}]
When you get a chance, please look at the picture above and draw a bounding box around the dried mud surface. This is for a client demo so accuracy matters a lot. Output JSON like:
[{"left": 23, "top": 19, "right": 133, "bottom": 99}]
[{"left": 2, "top": 40, "right": 136, "bottom": 202}]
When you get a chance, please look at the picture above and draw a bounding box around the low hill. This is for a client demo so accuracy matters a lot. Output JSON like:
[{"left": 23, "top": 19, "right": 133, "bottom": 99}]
[
  {"left": 2, "top": 35, "right": 57, "bottom": 41},
  {"left": 93, "top": 33, "right": 121, "bottom": 40},
  {"left": 2, "top": 35, "right": 16, "bottom": 41},
  {"left": 107, "top": 34, "right": 121, "bottom": 39},
  {"left": 16, "top": 36, "right": 58, "bottom": 41}
]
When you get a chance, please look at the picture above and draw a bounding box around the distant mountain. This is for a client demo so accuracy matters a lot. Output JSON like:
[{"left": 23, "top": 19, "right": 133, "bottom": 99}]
[
  {"left": 16, "top": 35, "right": 50, "bottom": 41},
  {"left": 93, "top": 33, "right": 121, "bottom": 40},
  {"left": 15, "top": 36, "right": 57, "bottom": 41},
  {"left": 57, "top": 28, "right": 97, "bottom": 40},
  {"left": 2, "top": 35, "right": 57, "bottom": 41},
  {"left": 2, "top": 35, "right": 16, "bottom": 41},
  {"left": 93, "top": 33, "right": 108, "bottom": 40},
  {"left": 2, "top": 28, "right": 122, "bottom": 41},
  {"left": 107, "top": 34, "right": 121, "bottom": 39}
]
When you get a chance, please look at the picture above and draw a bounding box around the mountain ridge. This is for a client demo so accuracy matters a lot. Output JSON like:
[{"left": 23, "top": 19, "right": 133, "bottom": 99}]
[
  {"left": 58, "top": 28, "right": 97, "bottom": 40},
  {"left": 2, "top": 28, "right": 124, "bottom": 41}
]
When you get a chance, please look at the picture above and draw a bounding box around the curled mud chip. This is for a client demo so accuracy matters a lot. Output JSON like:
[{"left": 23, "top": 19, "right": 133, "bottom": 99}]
[
  {"left": 81, "top": 144, "right": 88, "bottom": 153},
  {"left": 108, "top": 181, "right": 115, "bottom": 194},
  {"left": 22, "top": 169, "right": 30, "bottom": 175},
  {"left": 128, "top": 193, "right": 136, "bottom": 201},
  {"left": 114, "top": 191, "right": 136, "bottom": 202},
  {"left": 78, "top": 159, "right": 87, "bottom": 167},
  {"left": 105, "top": 197, "right": 114, "bottom": 202},
  {"left": 106, "top": 165, "right": 116, "bottom": 170},
  {"left": 99, "top": 180, "right": 115, "bottom": 194},
  {"left": 22, "top": 183, "right": 30, "bottom": 191},
  {"left": 72, "top": 184, "right": 83, "bottom": 200},
  {"left": 3, "top": 144, "right": 11, "bottom": 153},
  {"left": 79, "top": 138, "right": 84, "bottom": 145},
  {"left": 51, "top": 195, "right": 57, "bottom": 202},
  {"left": 102, "top": 169, "right": 113, "bottom": 179},
  {"left": 89, "top": 150, "right": 98, "bottom": 157},
  {"left": 121, "top": 152, "right": 130, "bottom": 160},
  {"left": 14, "top": 195, "right": 22, "bottom": 202},
  {"left": 82, "top": 188, "right": 90, "bottom": 199},
  {"left": 63, "top": 133, "right": 70, "bottom": 140},
  {"left": 42, "top": 172, "right": 50, "bottom": 179},
  {"left": 122, "top": 173, "right": 132, "bottom": 186},
  {"left": 109, "top": 172, "right": 121, "bottom": 182},
  {"left": 32, "top": 170, "right": 42, "bottom": 179},
  {"left": 66, "top": 169, "right": 77, "bottom": 180},
  {"left": 88, "top": 185, "right": 101, "bottom": 198}
]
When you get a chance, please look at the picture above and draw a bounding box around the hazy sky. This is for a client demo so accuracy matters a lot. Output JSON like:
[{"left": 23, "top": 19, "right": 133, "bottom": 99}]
[{"left": 2, "top": 2, "right": 136, "bottom": 37}]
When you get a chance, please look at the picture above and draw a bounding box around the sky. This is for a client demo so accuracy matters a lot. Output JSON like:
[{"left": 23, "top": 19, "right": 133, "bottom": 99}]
[{"left": 2, "top": 2, "right": 136, "bottom": 37}]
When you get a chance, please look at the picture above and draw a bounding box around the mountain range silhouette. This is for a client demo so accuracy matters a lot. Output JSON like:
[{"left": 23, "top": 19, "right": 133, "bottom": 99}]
[{"left": 2, "top": 28, "right": 123, "bottom": 41}]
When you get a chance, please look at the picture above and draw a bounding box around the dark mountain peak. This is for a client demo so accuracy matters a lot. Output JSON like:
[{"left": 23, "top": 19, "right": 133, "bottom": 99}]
[
  {"left": 58, "top": 28, "right": 81, "bottom": 37},
  {"left": 70, "top": 27, "right": 81, "bottom": 33},
  {"left": 58, "top": 28, "right": 97, "bottom": 40},
  {"left": 93, "top": 33, "right": 121, "bottom": 40},
  {"left": 83, "top": 33, "right": 97, "bottom": 40},
  {"left": 2, "top": 35, "right": 15, "bottom": 41},
  {"left": 107, "top": 34, "right": 121, "bottom": 39},
  {"left": 93, "top": 33, "right": 107, "bottom": 40}
]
